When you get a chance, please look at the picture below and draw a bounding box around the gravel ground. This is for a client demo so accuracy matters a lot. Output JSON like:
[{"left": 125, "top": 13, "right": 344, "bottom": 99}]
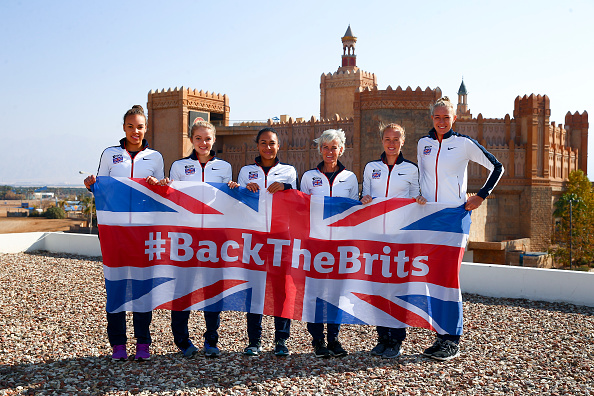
[{"left": 1, "top": 252, "right": 593, "bottom": 396}]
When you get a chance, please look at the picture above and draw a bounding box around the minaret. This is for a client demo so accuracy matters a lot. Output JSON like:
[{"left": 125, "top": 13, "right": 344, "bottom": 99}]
[
  {"left": 340, "top": 25, "right": 357, "bottom": 70},
  {"left": 320, "top": 26, "right": 377, "bottom": 119},
  {"left": 456, "top": 78, "right": 471, "bottom": 119}
]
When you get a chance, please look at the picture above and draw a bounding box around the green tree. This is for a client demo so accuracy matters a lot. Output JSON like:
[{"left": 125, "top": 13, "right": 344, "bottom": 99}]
[
  {"left": 550, "top": 170, "right": 594, "bottom": 268},
  {"left": 81, "top": 196, "right": 96, "bottom": 228},
  {"left": 44, "top": 206, "right": 66, "bottom": 219}
]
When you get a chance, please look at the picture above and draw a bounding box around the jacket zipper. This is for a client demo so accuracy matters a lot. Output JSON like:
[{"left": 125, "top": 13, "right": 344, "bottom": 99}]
[
  {"left": 434, "top": 140, "right": 442, "bottom": 202},
  {"left": 385, "top": 166, "right": 392, "bottom": 197}
]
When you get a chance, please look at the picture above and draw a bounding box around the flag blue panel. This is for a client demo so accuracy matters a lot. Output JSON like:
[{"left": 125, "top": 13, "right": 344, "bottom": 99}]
[
  {"left": 105, "top": 277, "right": 174, "bottom": 312},
  {"left": 314, "top": 297, "right": 368, "bottom": 325}
]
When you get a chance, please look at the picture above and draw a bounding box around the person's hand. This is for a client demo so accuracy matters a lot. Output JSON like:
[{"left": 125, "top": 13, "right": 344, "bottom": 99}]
[
  {"left": 267, "top": 182, "right": 285, "bottom": 194},
  {"left": 84, "top": 175, "right": 96, "bottom": 189},
  {"left": 465, "top": 195, "right": 484, "bottom": 211},
  {"left": 157, "top": 177, "right": 170, "bottom": 186},
  {"left": 227, "top": 181, "right": 239, "bottom": 189},
  {"left": 361, "top": 195, "right": 373, "bottom": 205},
  {"left": 146, "top": 176, "right": 159, "bottom": 185},
  {"left": 415, "top": 195, "right": 427, "bottom": 205},
  {"left": 245, "top": 182, "right": 260, "bottom": 193}
]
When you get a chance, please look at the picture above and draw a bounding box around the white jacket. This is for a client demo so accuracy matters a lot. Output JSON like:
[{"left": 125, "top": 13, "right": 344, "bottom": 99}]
[
  {"left": 300, "top": 161, "right": 359, "bottom": 200},
  {"left": 97, "top": 138, "right": 164, "bottom": 179},
  {"left": 417, "top": 129, "right": 504, "bottom": 204},
  {"left": 238, "top": 157, "right": 297, "bottom": 189},
  {"left": 362, "top": 152, "right": 420, "bottom": 199},
  {"left": 169, "top": 151, "right": 232, "bottom": 183}
]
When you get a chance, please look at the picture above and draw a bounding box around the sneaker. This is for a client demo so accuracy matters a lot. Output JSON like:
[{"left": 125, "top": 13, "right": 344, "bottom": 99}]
[
  {"left": 203, "top": 341, "right": 220, "bottom": 358},
  {"left": 327, "top": 339, "right": 348, "bottom": 357},
  {"left": 274, "top": 339, "right": 290, "bottom": 357},
  {"left": 431, "top": 340, "right": 460, "bottom": 361},
  {"left": 370, "top": 340, "right": 388, "bottom": 356},
  {"left": 313, "top": 339, "right": 331, "bottom": 358},
  {"left": 382, "top": 340, "right": 402, "bottom": 359},
  {"left": 134, "top": 343, "right": 150, "bottom": 361},
  {"left": 422, "top": 338, "right": 443, "bottom": 357},
  {"left": 178, "top": 340, "right": 198, "bottom": 358},
  {"left": 243, "top": 341, "right": 262, "bottom": 356},
  {"left": 111, "top": 344, "right": 128, "bottom": 361}
]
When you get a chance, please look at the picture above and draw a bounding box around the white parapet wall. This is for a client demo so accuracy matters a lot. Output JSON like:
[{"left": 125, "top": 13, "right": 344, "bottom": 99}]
[
  {"left": 0, "top": 232, "right": 102, "bottom": 257},
  {"left": 460, "top": 262, "right": 594, "bottom": 308},
  {"left": 0, "top": 233, "right": 592, "bottom": 307}
]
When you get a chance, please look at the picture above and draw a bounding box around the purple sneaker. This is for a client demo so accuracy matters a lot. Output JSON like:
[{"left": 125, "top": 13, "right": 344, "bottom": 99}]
[
  {"left": 111, "top": 345, "right": 128, "bottom": 361},
  {"left": 135, "top": 343, "right": 150, "bottom": 361}
]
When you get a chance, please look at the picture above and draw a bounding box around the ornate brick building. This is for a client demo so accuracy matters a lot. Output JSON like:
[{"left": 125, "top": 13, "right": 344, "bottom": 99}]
[{"left": 147, "top": 26, "right": 588, "bottom": 259}]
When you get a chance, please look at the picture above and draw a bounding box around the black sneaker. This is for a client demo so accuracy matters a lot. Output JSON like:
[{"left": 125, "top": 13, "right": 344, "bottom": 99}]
[
  {"left": 370, "top": 338, "right": 388, "bottom": 356},
  {"left": 313, "top": 339, "right": 331, "bottom": 358},
  {"left": 422, "top": 338, "right": 443, "bottom": 357},
  {"left": 381, "top": 340, "right": 402, "bottom": 359},
  {"left": 274, "top": 339, "right": 290, "bottom": 357},
  {"left": 327, "top": 340, "right": 348, "bottom": 357},
  {"left": 431, "top": 340, "right": 460, "bottom": 361},
  {"left": 243, "top": 340, "right": 262, "bottom": 356}
]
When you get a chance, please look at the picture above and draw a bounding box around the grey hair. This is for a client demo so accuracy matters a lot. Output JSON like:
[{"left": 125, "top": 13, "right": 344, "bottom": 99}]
[
  {"left": 189, "top": 120, "right": 216, "bottom": 139},
  {"left": 314, "top": 129, "right": 346, "bottom": 156},
  {"left": 430, "top": 96, "right": 455, "bottom": 116},
  {"left": 379, "top": 122, "right": 405, "bottom": 139}
]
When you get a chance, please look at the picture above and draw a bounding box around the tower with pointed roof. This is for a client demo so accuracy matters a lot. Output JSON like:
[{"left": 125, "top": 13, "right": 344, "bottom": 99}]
[
  {"left": 341, "top": 25, "right": 357, "bottom": 69},
  {"left": 320, "top": 25, "right": 377, "bottom": 120},
  {"left": 456, "top": 79, "right": 471, "bottom": 119}
]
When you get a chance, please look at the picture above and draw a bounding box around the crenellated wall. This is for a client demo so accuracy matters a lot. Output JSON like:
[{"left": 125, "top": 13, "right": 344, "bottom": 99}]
[
  {"left": 320, "top": 68, "right": 377, "bottom": 120},
  {"left": 147, "top": 87, "right": 230, "bottom": 172},
  {"left": 217, "top": 116, "right": 355, "bottom": 180}
]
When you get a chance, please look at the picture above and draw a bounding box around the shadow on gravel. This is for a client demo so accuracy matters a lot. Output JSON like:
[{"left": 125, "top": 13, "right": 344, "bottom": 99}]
[
  {"left": 0, "top": 351, "right": 433, "bottom": 394},
  {"left": 463, "top": 292, "right": 594, "bottom": 316}
]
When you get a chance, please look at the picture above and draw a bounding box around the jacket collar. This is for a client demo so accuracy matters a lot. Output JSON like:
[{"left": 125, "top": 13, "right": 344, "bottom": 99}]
[
  {"left": 189, "top": 150, "right": 216, "bottom": 161},
  {"left": 380, "top": 151, "right": 404, "bottom": 165},
  {"left": 428, "top": 128, "right": 454, "bottom": 141},
  {"left": 317, "top": 160, "right": 346, "bottom": 173},
  {"left": 119, "top": 137, "right": 149, "bottom": 151},
  {"left": 255, "top": 156, "right": 279, "bottom": 167}
]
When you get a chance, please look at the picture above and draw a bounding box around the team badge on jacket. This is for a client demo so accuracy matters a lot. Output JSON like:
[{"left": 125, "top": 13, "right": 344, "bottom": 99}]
[
  {"left": 113, "top": 154, "right": 123, "bottom": 164},
  {"left": 423, "top": 146, "right": 432, "bottom": 155},
  {"left": 372, "top": 170, "right": 381, "bottom": 179},
  {"left": 185, "top": 165, "right": 195, "bottom": 175},
  {"left": 248, "top": 171, "right": 259, "bottom": 180},
  {"left": 312, "top": 177, "right": 323, "bottom": 187}
]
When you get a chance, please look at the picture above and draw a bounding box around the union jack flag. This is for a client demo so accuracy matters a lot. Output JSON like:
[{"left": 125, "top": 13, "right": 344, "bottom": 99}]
[{"left": 94, "top": 176, "right": 470, "bottom": 335}]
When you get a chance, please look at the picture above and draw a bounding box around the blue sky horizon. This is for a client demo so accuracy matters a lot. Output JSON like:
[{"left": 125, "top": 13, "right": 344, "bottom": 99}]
[{"left": 1, "top": 0, "right": 592, "bottom": 186}]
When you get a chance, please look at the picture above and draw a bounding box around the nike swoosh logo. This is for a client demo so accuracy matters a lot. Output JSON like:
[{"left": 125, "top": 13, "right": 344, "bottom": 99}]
[
  {"left": 447, "top": 147, "right": 455, "bottom": 150},
  {"left": 274, "top": 173, "right": 281, "bottom": 175},
  {"left": 398, "top": 173, "right": 406, "bottom": 176},
  {"left": 212, "top": 168, "right": 219, "bottom": 170},
  {"left": 339, "top": 180, "right": 346, "bottom": 183},
  {"left": 142, "top": 158, "right": 151, "bottom": 160}
]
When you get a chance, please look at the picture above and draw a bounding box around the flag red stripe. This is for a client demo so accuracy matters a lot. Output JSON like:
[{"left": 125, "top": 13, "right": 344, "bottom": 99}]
[
  {"left": 352, "top": 292, "right": 436, "bottom": 331},
  {"left": 133, "top": 178, "right": 222, "bottom": 215},
  {"left": 329, "top": 198, "right": 415, "bottom": 227},
  {"left": 155, "top": 279, "right": 247, "bottom": 310}
]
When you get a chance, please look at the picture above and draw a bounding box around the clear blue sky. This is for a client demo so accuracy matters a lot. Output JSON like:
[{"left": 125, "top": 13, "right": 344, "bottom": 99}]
[{"left": 1, "top": 0, "right": 592, "bottom": 185}]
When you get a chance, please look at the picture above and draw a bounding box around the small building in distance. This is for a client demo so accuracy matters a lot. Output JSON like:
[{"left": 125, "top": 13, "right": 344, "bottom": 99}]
[{"left": 147, "top": 26, "right": 588, "bottom": 263}]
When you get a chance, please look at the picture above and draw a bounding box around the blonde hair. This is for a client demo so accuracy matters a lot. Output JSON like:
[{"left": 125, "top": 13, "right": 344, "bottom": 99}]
[
  {"left": 430, "top": 96, "right": 455, "bottom": 116},
  {"left": 379, "top": 122, "right": 405, "bottom": 139},
  {"left": 314, "top": 129, "right": 346, "bottom": 156},
  {"left": 189, "top": 120, "right": 216, "bottom": 139}
]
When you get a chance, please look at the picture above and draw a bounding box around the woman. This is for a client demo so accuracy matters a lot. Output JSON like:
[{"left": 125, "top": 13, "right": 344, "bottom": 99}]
[
  {"left": 237, "top": 127, "right": 298, "bottom": 357},
  {"left": 361, "top": 123, "right": 424, "bottom": 359},
  {"left": 162, "top": 119, "right": 237, "bottom": 359},
  {"left": 417, "top": 97, "right": 503, "bottom": 361},
  {"left": 84, "top": 105, "right": 164, "bottom": 361},
  {"left": 300, "top": 128, "right": 358, "bottom": 358}
]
